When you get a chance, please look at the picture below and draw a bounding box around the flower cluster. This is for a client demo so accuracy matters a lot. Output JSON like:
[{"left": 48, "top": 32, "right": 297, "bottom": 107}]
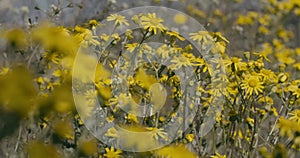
[{"left": 0, "top": 0, "right": 299, "bottom": 157}]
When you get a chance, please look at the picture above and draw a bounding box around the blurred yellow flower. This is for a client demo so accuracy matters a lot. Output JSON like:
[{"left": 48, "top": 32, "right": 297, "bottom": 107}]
[
  {"left": 4, "top": 29, "right": 26, "bottom": 48},
  {"left": 277, "top": 117, "right": 300, "bottom": 138},
  {"left": 0, "top": 67, "right": 10, "bottom": 76},
  {"left": 155, "top": 144, "right": 196, "bottom": 158},
  {"left": 173, "top": 13, "right": 187, "bottom": 24},
  {"left": 79, "top": 140, "right": 97, "bottom": 156},
  {"left": 135, "top": 68, "right": 158, "bottom": 90}
]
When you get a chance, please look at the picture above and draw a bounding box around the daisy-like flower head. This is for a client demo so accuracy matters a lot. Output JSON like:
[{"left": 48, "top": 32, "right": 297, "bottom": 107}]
[
  {"left": 140, "top": 13, "right": 166, "bottom": 34},
  {"left": 241, "top": 74, "right": 264, "bottom": 96},
  {"left": 189, "top": 30, "right": 213, "bottom": 43},
  {"left": 259, "top": 68, "right": 278, "bottom": 83},
  {"left": 103, "top": 147, "right": 123, "bottom": 158},
  {"left": 146, "top": 127, "right": 168, "bottom": 141},
  {"left": 171, "top": 55, "right": 193, "bottom": 69},
  {"left": 107, "top": 14, "right": 129, "bottom": 26},
  {"left": 288, "top": 109, "right": 300, "bottom": 124}
]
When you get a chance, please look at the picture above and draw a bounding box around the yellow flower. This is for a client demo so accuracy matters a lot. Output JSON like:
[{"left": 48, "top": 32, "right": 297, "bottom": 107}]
[
  {"left": 106, "top": 127, "right": 118, "bottom": 138},
  {"left": 275, "top": 49, "right": 296, "bottom": 64},
  {"left": 277, "top": 27, "right": 293, "bottom": 42},
  {"left": 126, "top": 113, "right": 139, "bottom": 123},
  {"left": 53, "top": 120, "right": 74, "bottom": 140},
  {"left": 156, "top": 44, "right": 171, "bottom": 59},
  {"left": 210, "top": 152, "right": 226, "bottom": 158},
  {"left": 79, "top": 140, "right": 97, "bottom": 156},
  {"left": 185, "top": 134, "right": 194, "bottom": 142},
  {"left": 293, "top": 62, "right": 300, "bottom": 71},
  {"left": 295, "top": 8, "right": 300, "bottom": 16},
  {"left": 111, "top": 33, "right": 120, "bottom": 42},
  {"left": 241, "top": 74, "right": 264, "bottom": 96},
  {"left": 277, "top": 117, "right": 300, "bottom": 138},
  {"left": 140, "top": 13, "right": 166, "bottom": 34},
  {"left": 212, "top": 41, "right": 226, "bottom": 54},
  {"left": 4, "top": 29, "right": 26, "bottom": 48},
  {"left": 173, "top": 13, "right": 187, "bottom": 24},
  {"left": 189, "top": 31, "right": 213, "bottom": 43},
  {"left": 159, "top": 116, "right": 166, "bottom": 122},
  {"left": 278, "top": 73, "right": 289, "bottom": 83},
  {"left": 236, "top": 15, "right": 254, "bottom": 25},
  {"left": 74, "top": 25, "right": 100, "bottom": 46},
  {"left": 213, "top": 9, "right": 223, "bottom": 17},
  {"left": 42, "top": 51, "right": 61, "bottom": 65},
  {"left": 84, "top": 90, "right": 97, "bottom": 105},
  {"left": 258, "top": 14, "right": 271, "bottom": 26},
  {"left": 187, "top": 5, "right": 206, "bottom": 18},
  {"left": 95, "top": 82, "right": 112, "bottom": 100},
  {"left": 254, "top": 48, "right": 272, "bottom": 62},
  {"left": 171, "top": 55, "right": 193, "bottom": 69},
  {"left": 89, "top": 19, "right": 98, "bottom": 27},
  {"left": 33, "top": 24, "right": 78, "bottom": 54},
  {"left": 146, "top": 127, "right": 168, "bottom": 141},
  {"left": 100, "top": 33, "right": 110, "bottom": 41},
  {"left": 288, "top": 110, "right": 300, "bottom": 124},
  {"left": 125, "top": 43, "right": 138, "bottom": 53},
  {"left": 155, "top": 144, "right": 196, "bottom": 158},
  {"left": 125, "top": 29, "right": 133, "bottom": 39},
  {"left": 75, "top": 114, "right": 84, "bottom": 126},
  {"left": 131, "top": 15, "right": 140, "bottom": 24},
  {"left": 291, "top": 88, "right": 300, "bottom": 98},
  {"left": 246, "top": 117, "right": 254, "bottom": 127},
  {"left": 0, "top": 67, "right": 10, "bottom": 76},
  {"left": 224, "top": 57, "right": 247, "bottom": 72},
  {"left": 259, "top": 69, "right": 277, "bottom": 83},
  {"left": 213, "top": 32, "right": 229, "bottom": 43},
  {"left": 258, "top": 96, "right": 274, "bottom": 105},
  {"left": 135, "top": 68, "right": 158, "bottom": 90},
  {"left": 166, "top": 31, "right": 185, "bottom": 41},
  {"left": 107, "top": 14, "right": 129, "bottom": 26},
  {"left": 258, "top": 26, "right": 270, "bottom": 35},
  {"left": 103, "top": 147, "right": 123, "bottom": 158}
]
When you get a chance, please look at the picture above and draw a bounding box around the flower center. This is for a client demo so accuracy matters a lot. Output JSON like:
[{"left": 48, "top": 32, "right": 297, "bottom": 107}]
[
  {"left": 150, "top": 18, "right": 160, "bottom": 25},
  {"left": 248, "top": 79, "right": 257, "bottom": 87}
]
